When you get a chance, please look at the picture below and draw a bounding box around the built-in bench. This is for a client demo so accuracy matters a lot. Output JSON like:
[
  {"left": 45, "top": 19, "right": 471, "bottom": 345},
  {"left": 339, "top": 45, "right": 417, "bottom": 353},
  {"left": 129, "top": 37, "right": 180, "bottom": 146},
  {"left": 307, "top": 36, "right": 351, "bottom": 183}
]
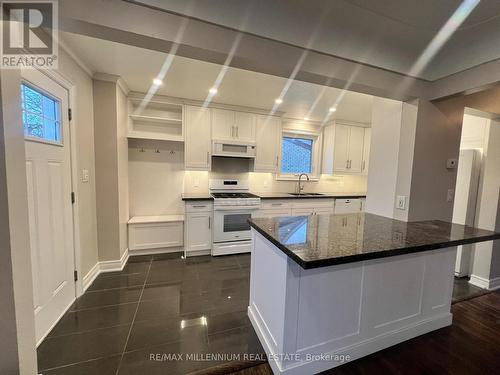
[{"left": 128, "top": 215, "right": 184, "bottom": 255}]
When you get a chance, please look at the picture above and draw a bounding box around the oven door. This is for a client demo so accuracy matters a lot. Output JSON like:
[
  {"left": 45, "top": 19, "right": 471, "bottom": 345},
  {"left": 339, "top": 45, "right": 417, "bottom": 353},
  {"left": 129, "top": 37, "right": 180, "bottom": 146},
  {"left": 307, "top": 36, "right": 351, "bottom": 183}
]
[{"left": 213, "top": 208, "right": 255, "bottom": 243}]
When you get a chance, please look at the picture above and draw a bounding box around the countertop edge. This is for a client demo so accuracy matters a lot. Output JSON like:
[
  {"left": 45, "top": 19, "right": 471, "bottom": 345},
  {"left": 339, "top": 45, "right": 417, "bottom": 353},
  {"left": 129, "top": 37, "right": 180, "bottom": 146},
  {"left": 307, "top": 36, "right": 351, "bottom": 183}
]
[
  {"left": 182, "top": 196, "right": 214, "bottom": 201},
  {"left": 182, "top": 193, "right": 367, "bottom": 201},
  {"left": 248, "top": 219, "right": 500, "bottom": 269}
]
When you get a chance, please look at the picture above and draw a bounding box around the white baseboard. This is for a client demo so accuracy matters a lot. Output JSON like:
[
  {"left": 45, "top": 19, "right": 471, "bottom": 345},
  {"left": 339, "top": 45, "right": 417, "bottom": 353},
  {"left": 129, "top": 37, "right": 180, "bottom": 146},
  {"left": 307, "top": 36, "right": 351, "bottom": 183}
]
[
  {"left": 128, "top": 246, "right": 184, "bottom": 257},
  {"left": 469, "top": 274, "right": 500, "bottom": 290},
  {"left": 82, "top": 262, "right": 100, "bottom": 293},
  {"left": 100, "top": 248, "right": 129, "bottom": 273}
]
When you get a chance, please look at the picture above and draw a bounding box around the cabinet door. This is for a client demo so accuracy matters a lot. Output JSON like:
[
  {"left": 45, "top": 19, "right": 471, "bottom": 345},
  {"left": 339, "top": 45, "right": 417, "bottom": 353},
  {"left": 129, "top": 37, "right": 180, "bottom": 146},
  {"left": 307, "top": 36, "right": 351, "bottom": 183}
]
[
  {"left": 185, "top": 212, "right": 212, "bottom": 252},
  {"left": 333, "top": 124, "right": 350, "bottom": 173},
  {"left": 314, "top": 208, "right": 335, "bottom": 215},
  {"left": 212, "top": 108, "right": 235, "bottom": 140},
  {"left": 184, "top": 106, "right": 211, "bottom": 170},
  {"left": 348, "top": 126, "right": 365, "bottom": 173},
  {"left": 235, "top": 112, "right": 256, "bottom": 142},
  {"left": 321, "top": 125, "right": 335, "bottom": 174},
  {"left": 362, "top": 128, "right": 371, "bottom": 174},
  {"left": 254, "top": 115, "right": 281, "bottom": 172}
]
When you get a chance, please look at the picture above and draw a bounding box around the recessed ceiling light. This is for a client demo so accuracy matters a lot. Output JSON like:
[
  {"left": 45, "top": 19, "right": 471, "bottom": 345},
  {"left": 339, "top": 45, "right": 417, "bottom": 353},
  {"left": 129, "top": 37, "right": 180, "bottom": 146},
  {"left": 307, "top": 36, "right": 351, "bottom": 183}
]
[
  {"left": 275, "top": 98, "right": 283, "bottom": 104},
  {"left": 329, "top": 107, "right": 337, "bottom": 113},
  {"left": 304, "top": 117, "right": 309, "bottom": 121},
  {"left": 153, "top": 78, "right": 163, "bottom": 86},
  {"left": 209, "top": 87, "right": 218, "bottom": 95}
]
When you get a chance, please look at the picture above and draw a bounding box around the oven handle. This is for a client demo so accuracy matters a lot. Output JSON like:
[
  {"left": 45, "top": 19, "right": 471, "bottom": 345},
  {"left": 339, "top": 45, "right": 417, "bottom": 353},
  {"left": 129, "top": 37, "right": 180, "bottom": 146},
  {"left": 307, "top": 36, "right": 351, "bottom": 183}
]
[{"left": 214, "top": 206, "right": 260, "bottom": 211}]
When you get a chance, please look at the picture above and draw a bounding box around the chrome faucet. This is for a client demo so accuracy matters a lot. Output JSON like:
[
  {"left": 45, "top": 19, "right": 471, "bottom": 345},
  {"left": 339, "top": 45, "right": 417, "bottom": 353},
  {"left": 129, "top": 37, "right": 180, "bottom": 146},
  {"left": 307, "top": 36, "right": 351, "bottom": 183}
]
[{"left": 297, "top": 173, "right": 310, "bottom": 194}]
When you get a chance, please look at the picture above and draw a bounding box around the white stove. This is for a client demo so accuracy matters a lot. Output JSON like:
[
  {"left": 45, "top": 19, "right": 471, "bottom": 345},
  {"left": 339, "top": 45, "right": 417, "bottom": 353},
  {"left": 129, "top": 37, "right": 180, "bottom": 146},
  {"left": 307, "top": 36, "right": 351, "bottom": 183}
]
[{"left": 209, "top": 179, "right": 261, "bottom": 256}]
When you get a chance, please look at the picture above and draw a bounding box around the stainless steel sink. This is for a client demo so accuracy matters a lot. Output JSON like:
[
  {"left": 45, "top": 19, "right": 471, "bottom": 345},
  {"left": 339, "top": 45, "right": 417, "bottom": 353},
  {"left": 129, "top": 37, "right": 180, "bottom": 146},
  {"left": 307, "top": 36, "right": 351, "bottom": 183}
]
[{"left": 288, "top": 192, "right": 325, "bottom": 197}]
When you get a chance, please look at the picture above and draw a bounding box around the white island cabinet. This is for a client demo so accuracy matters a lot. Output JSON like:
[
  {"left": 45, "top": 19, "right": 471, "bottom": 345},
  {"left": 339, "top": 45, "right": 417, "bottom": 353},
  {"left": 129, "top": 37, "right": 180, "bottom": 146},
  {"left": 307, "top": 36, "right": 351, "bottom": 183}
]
[{"left": 247, "top": 214, "right": 499, "bottom": 375}]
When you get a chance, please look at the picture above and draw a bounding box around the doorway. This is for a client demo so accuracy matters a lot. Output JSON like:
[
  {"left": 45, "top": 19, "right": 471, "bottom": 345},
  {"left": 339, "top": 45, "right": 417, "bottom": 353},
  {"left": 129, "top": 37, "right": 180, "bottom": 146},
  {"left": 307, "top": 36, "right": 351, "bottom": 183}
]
[{"left": 22, "top": 69, "right": 76, "bottom": 344}]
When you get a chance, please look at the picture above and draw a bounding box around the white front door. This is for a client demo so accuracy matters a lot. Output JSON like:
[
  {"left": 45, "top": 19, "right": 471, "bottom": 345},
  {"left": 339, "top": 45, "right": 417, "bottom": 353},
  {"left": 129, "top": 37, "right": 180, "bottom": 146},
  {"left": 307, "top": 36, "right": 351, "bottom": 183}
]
[{"left": 22, "top": 69, "right": 76, "bottom": 344}]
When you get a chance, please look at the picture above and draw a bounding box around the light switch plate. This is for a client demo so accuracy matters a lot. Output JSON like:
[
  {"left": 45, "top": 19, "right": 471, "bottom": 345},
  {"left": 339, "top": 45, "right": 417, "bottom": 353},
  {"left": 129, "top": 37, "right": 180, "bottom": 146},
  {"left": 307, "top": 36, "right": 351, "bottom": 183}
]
[
  {"left": 396, "top": 195, "right": 407, "bottom": 210},
  {"left": 81, "top": 169, "right": 89, "bottom": 183}
]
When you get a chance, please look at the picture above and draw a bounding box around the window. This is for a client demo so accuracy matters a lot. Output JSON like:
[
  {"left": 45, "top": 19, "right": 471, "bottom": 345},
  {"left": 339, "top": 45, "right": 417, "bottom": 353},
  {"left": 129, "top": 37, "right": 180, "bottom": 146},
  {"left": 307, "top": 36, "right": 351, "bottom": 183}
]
[
  {"left": 281, "top": 136, "right": 313, "bottom": 174},
  {"left": 279, "top": 131, "right": 320, "bottom": 179},
  {"left": 21, "top": 83, "right": 61, "bottom": 143}
]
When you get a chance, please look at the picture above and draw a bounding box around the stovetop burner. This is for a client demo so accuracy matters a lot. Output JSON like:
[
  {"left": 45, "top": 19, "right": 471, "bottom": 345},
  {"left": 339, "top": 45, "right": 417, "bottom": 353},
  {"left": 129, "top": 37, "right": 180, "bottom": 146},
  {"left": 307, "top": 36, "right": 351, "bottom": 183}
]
[{"left": 211, "top": 192, "right": 259, "bottom": 199}]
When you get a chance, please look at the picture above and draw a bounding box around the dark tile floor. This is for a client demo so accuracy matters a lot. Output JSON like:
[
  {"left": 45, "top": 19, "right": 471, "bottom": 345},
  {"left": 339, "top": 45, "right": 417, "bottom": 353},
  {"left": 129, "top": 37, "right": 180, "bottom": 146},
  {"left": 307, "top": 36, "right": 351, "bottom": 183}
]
[
  {"left": 452, "top": 276, "right": 489, "bottom": 303},
  {"left": 37, "top": 253, "right": 265, "bottom": 375}
]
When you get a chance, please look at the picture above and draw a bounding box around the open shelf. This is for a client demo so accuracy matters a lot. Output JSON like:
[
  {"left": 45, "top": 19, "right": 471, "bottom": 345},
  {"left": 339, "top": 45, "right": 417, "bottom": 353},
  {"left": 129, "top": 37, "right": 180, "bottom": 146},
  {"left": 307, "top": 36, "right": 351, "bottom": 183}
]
[{"left": 128, "top": 96, "right": 183, "bottom": 142}]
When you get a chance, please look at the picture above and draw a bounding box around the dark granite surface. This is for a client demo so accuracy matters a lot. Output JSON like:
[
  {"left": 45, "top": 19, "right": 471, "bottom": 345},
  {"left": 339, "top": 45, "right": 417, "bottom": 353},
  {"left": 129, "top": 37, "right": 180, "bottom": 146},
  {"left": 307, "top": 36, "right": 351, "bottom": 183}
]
[
  {"left": 182, "top": 194, "right": 213, "bottom": 201},
  {"left": 248, "top": 213, "right": 500, "bottom": 269},
  {"left": 253, "top": 192, "right": 366, "bottom": 199}
]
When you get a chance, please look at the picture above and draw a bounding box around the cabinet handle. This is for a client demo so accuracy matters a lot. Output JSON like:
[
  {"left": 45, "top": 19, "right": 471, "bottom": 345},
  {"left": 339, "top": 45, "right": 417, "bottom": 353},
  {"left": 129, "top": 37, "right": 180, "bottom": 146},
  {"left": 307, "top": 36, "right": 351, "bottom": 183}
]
[
  {"left": 346, "top": 160, "right": 349, "bottom": 169},
  {"left": 236, "top": 126, "right": 239, "bottom": 138},
  {"left": 206, "top": 151, "right": 209, "bottom": 164},
  {"left": 208, "top": 216, "right": 211, "bottom": 229},
  {"left": 276, "top": 156, "right": 279, "bottom": 167},
  {"left": 362, "top": 160, "right": 366, "bottom": 171},
  {"left": 231, "top": 126, "right": 234, "bottom": 137},
  {"left": 271, "top": 203, "right": 282, "bottom": 206},
  {"left": 192, "top": 205, "right": 207, "bottom": 208},
  {"left": 349, "top": 160, "right": 352, "bottom": 168}
]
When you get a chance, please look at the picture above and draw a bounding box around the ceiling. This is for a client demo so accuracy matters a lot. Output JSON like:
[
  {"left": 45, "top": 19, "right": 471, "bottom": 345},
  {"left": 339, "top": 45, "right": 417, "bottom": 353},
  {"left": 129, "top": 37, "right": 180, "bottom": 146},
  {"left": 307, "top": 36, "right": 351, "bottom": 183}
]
[
  {"left": 130, "top": 0, "right": 500, "bottom": 81},
  {"left": 61, "top": 32, "right": 374, "bottom": 123}
]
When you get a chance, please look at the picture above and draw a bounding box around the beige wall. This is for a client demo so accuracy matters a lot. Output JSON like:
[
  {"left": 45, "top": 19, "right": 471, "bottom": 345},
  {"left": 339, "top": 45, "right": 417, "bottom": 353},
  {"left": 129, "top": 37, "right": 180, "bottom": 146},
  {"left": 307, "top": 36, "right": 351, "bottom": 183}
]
[
  {"left": 57, "top": 48, "right": 99, "bottom": 277},
  {"left": 116, "top": 86, "right": 129, "bottom": 256},
  {"left": 93, "top": 79, "right": 129, "bottom": 261},
  {"left": 0, "top": 70, "right": 37, "bottom": 374},
  {"left": 365, "top": 97, "right": 403, "bottom": 218}
]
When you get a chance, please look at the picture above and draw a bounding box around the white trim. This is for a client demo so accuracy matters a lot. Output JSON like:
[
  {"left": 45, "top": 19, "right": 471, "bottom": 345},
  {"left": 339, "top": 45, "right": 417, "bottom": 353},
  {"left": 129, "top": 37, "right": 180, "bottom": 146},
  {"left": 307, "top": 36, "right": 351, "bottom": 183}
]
[
  {"left": 128, "top": 246, "right": 184, "bottom": 257},
  {"left": 93, "top": 72, "right": 130, "bottom": 95},
  {"left": 82, "top": 262, "right": 100, "bottom": 293},
  {"left": 57, "top": 38, "right": 94, "bottom": 77},
  {"left": 36, "top": 298, "right": 75, "bottom": 348},
  {"left": 99, "top": 248, "right": 130, "bottom": 273},
  {"left": 469, "top": 274, "right": 500, "bottom": 290},
  {"left": 277, "top": 130, "right": 321, "bottom": 180}
]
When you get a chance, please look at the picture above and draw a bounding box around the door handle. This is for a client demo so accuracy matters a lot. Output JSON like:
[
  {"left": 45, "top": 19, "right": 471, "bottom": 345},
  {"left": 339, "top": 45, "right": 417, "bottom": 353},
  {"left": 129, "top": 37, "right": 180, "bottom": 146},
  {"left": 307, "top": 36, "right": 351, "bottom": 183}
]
[{"left": 276, "top": 156, "right": 279, "bottom": 167}]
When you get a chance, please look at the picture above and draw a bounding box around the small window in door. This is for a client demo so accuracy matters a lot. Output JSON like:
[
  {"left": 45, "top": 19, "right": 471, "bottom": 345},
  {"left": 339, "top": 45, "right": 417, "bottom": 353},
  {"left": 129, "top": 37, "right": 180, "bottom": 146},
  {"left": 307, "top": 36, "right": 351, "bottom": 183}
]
[{"left": 21, "top": 83, "right": 61, "bottom": 143}]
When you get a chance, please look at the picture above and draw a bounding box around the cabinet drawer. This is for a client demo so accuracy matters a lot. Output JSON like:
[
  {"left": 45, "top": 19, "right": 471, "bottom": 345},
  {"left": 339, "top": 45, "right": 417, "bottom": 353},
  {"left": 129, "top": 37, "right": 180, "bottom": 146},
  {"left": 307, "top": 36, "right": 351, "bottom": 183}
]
[
  {"left": 185, "top": 201, "right": 213, "bottom": 213},
  {"left": 260, "top": 200, "right": 291, "bottom": 210},
  {"left": 334, "top": 198, "right": 362, "bottom": 214},
  {"left": 291, "top": 199, "right": 335, "bottom": 209},
  {"left": 129, "top": 221, "right": 183, "bottom": 251},
  {"left": 253, "top": 208, "right": 291, "bottom": 218}
]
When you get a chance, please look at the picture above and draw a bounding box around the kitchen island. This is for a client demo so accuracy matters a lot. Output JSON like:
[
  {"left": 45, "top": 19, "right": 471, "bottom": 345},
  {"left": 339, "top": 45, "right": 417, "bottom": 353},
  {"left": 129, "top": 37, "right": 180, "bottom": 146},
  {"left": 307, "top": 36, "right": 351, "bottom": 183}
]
[{"left": 247, "top": 213, "right": 500, "bottom": 375}]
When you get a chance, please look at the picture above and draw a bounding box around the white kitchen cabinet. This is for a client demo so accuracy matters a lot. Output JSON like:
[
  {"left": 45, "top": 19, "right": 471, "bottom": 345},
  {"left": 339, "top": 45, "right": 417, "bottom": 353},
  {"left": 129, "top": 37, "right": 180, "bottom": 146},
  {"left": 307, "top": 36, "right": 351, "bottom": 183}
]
[
  {"left": 254, "top": 208, "right": 291, "bottom": 218},
  {"left": 323, "top": 122, "right": 370, "bottom": 175},
  {"left": 291, "top": 199, "right": 335, "bottom": 216},
  {"left": 333, "top": 124, "right": 351, "bottom": 173},
  {"left": 348, "top": 126, "right": 365, "bottom": 173},
  {"left": 254, "top": 115, "right": 281, "bottom": 172},
  {"left": 184, "top": 105, "right": 211, "bottom": 170},
  {"left": 185, "top": 202, "right": 213, "bottom": 256},
  {"left": 362, "top": 128, "right": 371, "bottom": 174},
  {"left": 291, "top": 207, "right": 316, "bottom": 216},
  {"left": 334, "top": 198, "right": 363, "bottom": 214},
  {"left": 212, "top": 108, "right": 256, "bottom": 142},
  {"left": 234, "top": 112, "right": 256, "bottom": 141}
]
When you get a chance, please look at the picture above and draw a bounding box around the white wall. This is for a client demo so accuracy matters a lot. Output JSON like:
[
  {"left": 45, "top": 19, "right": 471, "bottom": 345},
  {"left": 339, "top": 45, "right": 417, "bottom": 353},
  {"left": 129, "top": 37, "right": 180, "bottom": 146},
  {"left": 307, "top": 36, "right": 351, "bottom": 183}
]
[
  {"left": 471, "top": 120, "right": 500, "bottom": 287},
  {"left": 57, "top": 47, "right": 99, "bottom": 277},
  {"left": 365, "top": 98, "right": 403, "bottom": 218}
]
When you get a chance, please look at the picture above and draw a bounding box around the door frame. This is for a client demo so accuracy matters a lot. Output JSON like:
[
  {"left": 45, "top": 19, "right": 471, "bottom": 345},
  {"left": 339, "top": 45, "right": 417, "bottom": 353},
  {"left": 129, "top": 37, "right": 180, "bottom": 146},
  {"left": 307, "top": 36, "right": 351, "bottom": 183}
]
[{"left": 36, "top": 68, "right": 84, "bottom": 297}]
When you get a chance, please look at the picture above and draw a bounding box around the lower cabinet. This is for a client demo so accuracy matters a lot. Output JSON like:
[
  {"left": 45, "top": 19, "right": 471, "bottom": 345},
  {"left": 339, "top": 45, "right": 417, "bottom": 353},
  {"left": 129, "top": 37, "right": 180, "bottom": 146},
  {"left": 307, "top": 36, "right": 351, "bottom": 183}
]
[{"left": 185, "top": 201, "right": 213, "bottom": 256}]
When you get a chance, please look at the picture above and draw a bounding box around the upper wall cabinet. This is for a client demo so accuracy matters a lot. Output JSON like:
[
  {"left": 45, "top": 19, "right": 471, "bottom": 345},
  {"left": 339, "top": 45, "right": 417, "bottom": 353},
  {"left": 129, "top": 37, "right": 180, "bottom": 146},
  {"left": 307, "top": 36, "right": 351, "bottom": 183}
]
[
  {"left": 127, "top": 97, "right": 183, "bottom": 142},
  {"left": 254, "top": 115, "right": 281, "bottom": 173},
  {"left": 362, "top": 128, "right": 371, "bottom": 175},
  {"left": 322, "top": 122, "right": 370, "bottom": 175},
  {"left": 184, "top": 105, "right": 211, "bottom": 170},
  {"left": 212, "top": 108, "right": 256, "bottom": 143}
]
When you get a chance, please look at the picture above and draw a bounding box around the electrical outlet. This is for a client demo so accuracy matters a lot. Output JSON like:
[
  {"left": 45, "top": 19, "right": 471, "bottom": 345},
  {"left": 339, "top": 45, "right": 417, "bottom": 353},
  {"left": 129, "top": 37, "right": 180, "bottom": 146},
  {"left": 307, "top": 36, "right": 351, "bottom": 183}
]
[{"left": 396, "top": 195, "right": 407, "bottom": 210}]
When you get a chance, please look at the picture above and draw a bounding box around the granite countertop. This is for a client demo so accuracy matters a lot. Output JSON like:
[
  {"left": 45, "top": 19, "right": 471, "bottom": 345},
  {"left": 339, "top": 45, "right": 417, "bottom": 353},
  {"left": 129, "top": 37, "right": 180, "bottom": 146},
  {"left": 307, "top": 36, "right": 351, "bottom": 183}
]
[
  {"left": 253, "top": 192, "right": 366, "bottom": 199},
  {"left": 181, "top": 194, "right": 213, "bottom": 201},
  {"left": 182, "top": 192, "right": 366, "bottom": 201},
  {"left": 248, "top": 213, "right": 500, "bottom": 269}
]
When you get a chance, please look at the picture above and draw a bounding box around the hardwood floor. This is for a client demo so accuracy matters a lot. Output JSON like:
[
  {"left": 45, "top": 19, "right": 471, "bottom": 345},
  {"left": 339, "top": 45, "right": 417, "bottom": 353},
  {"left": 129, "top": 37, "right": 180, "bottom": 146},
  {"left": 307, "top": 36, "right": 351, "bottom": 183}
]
[{"left": 225, "top": 291, "right": 500, "bottom": 375}]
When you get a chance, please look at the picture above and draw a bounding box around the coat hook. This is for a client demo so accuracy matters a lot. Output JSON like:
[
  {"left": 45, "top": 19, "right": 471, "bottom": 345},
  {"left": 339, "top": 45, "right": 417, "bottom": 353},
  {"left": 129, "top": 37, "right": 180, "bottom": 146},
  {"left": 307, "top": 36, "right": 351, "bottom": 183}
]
[
  {"left": 170, "top": 150, "right": 175, "bottom": 155},
  {"left": 139, "top": 147, "right": 145, "bottom": 153},
  {"left": 155, "top": 148, "right": 160, "bottom": 153}
]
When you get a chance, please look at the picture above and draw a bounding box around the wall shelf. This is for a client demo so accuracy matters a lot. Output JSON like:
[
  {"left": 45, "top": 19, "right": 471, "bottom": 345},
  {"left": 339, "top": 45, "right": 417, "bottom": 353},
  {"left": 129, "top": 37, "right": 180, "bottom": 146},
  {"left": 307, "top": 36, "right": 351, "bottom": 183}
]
[{"left": 128, "top": 96, "right": 184, "bottom": 142}]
